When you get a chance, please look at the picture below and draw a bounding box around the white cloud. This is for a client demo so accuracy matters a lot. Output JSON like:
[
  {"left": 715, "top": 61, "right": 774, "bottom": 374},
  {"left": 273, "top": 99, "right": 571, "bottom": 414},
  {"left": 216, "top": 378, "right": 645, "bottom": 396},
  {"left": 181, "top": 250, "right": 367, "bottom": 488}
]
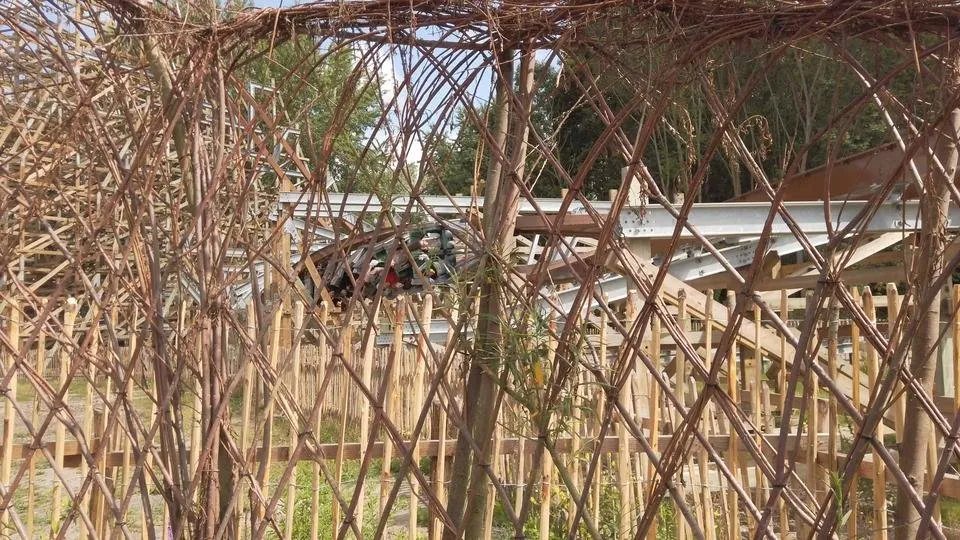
[{"left": 356, "top": 42, "right": 423, "bottom": 165}]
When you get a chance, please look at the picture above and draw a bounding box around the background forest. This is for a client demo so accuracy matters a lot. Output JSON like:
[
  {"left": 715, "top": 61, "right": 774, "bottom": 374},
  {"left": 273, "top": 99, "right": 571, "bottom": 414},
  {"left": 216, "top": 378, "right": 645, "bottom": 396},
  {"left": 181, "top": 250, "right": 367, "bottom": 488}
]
[{"left": 224, "top": 0, "right": 920, "bottom": 206}]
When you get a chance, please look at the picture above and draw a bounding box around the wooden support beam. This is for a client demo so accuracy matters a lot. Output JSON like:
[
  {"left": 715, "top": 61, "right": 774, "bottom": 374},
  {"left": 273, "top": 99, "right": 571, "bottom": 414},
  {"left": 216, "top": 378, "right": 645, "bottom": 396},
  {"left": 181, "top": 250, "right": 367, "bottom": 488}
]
[
  {"left": 5, "top": 434, "right": 826, "bottom": 467},
  {"left": 514, "top": 214, "right": 602, "bottom": 236},
  {"left": 689, "top": 264, "right": 909, "bottom": 292},
  {"left": 614, "top": 254, "right": 873, "bottom": 417}
]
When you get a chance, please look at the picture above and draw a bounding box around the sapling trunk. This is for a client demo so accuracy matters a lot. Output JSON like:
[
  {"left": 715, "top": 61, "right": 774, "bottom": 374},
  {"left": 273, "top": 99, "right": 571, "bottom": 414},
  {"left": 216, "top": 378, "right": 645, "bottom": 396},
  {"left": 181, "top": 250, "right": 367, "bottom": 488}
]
[
  {"left": 445, "top": 48, "right": 515, "bottom": 537},
  {"left": 446, "top": 46, "right": 540, "bottom": 538},
  {"left": 894, "top": 88, "right": 960, "bottom": 539}
]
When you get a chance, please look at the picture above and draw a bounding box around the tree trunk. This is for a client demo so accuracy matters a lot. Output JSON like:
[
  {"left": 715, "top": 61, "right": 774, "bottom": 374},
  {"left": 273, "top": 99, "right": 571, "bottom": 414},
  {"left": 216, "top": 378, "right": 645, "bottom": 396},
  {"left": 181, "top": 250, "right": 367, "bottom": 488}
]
[
  {"left": 141, "top": 34, "right": 197, "bottom": 535},
  {"left": 460, "top": 49, "right": 536, "bottom": 538},
  {"left": 893, "top": 87, "right": 960, "bottom": 538},
  {"left": 445, "top": 49, "right": 515, "bottom": 537},
  {"left": 445, "top": 46, "right": 536, "bottom": 539},
  {"left": 142, "top": 33, "right": 236, "bottom": 536}
]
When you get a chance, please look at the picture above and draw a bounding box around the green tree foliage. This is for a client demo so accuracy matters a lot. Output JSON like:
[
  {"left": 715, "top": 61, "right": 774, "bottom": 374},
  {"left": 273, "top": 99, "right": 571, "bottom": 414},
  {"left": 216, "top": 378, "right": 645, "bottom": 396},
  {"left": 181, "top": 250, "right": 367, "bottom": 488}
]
[
  {"left": 432, "top": 40, "right": 919, "bottom": 204},
  {"left": 239, "top": 33, "right": 385, "bottom": 193},
  {"left": 535, "top": 68, "right": 627, "bottom": 199},
  {"left": 575, "top": 39, "right": 919, "bottom": 202},
  {"left": 428, "top": 106, "right": 492, "bottom": 197},
  {"left": 707, "top": 41, "right": 915, "bottom": 196},
  {"left": 425, "top": 63, "right": 560, "bottom": 197}
]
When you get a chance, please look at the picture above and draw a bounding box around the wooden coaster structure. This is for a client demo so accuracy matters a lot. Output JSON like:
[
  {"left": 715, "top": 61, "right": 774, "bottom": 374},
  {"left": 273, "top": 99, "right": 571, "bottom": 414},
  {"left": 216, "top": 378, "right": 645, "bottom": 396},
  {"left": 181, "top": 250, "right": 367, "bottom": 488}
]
[{"left": 4, "top": 1, "right": 960, "bottom": 539}]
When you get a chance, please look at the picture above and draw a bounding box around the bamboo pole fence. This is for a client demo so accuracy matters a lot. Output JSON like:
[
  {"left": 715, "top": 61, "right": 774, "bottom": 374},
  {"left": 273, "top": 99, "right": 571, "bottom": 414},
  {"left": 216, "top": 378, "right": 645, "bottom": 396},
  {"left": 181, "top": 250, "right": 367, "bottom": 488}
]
[{"left": 5, "top": 1, "right": 960, "bottom": 538}]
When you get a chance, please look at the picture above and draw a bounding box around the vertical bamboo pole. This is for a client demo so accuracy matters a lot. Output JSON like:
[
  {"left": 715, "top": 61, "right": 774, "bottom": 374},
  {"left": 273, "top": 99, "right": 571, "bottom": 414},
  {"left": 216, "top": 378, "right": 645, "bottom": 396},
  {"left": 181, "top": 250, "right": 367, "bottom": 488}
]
[
  {"left": 51, "top": 297, "right": 78, "bottom": 535},
  {"left": 482, "top": 423, "right": 502, "bottom": 540},
  {"left": 406, "top": 346, "right": 415, "bottom": 436},
  {"left": 700, "top": 290, "right": 716, "bottom": 540},
  {"left": 675, "top": 291, "right": 689, "bottom": 540},
  {"left": 676, "top": 292, "right": 688, "bottom": 408},
  {"left": 827, "top": 298, "right": 839, "bottom": 476},
  {"left": 0, "top": 300, "right": 19, "bottom": 533},
  {"left": 539, "top": 447, "right": 554, "bottom": 540},
  {"left": 93, "top": 404, "right": 107, "bottom": 538},
  {"left": 752, "top": 303, "right": 764, "bottom": 508},
  {"left": 864, "top": 288, "right": 887, "bottom": 540},
  {"left": 926, "top": 428, "right": 941, "bottom": 526},
  {"left": 618, "top": 299, "right": 636, "bottom": 540},
  {"left": 885, "top": 283, "right": 905, "bottom": 442},
  {"left": 628, "top": 291, "right": 646, "bottom": 529},
  {"left": 409, "top": 295, "right": 430, "bottom": 539},
  {"left": 381, "top": 298, "right": 403, "bottom": 515},
  {"left": 631, "top": 373, "right": 645, "bottom": 531},
  {"left": 256, "top": 300, "right": 283, "bottom": 526},
  {"left": 238, "top": 301, "right": 256, "bottom": 539},
  {"left": 161, "top": 500, "right": 170, "bottom": 540},
  {"left": 803, "top": 291, "right": 819, "bottom": 538},
  {"left": 591, "top": 298, "right": 608, "bottom": 528},
  {"left": 695, "top": 417, "right": 717, "bottom": 540},
  {"left": 567, "top": 354, "right": 583, "bottom": 533},
  {"left": 192, "top": 297, "right": 208, "bottom": 530},
  {"left": 849, "top": 286, "right": 861, "bottom": 540},
  {"left": 309, "top": 302, "right": 328, "bottom": 540},
  {"left": 432, "top": 401, "right": 448, "bottom": 540},
  {"left": 332, "top": 322, "right": 354, "bottom": 538},
  {"left": 432, "top": 411, "right": 449, "bottom": 540},
  {"left": 432, "top": 304, "right": 456, "bottom": 540},
  {"left": 357, "top": 301, "right": 380, "bottom": 536},
  {"left": 120, "top": 307, "right": 137, "bottom": 537},
  {"left": 539, "top": 317, "right": 557, "bottom": 540},
  {"left": 778, "top": 290, "right": 789, "bottom": 536},
  {"left": 925, "top": 290, "right": 945, "bottom": 526},
  {"left": 190, "top": 335, "right": 202, "bottom": 492},
  {"left": 284, "top": 302, "right": 305, "bottom": 540},
  {"left": 27, "top": 332, "right": 44, "bottom": 537},
  {"left": 95, "top": 304, "right": 119, "bottom": 538},
  {"left": 646, "top": 313, "right": 661, "bottom": 539},
  {"left": 725, "top": 292, "right": 740, "bottom": 539},
  {"left": 142, "top": 398, "right": 157, "bottom": 537},
  {"left": 80, "top": 308, "right": 98, "bottom": 540}
]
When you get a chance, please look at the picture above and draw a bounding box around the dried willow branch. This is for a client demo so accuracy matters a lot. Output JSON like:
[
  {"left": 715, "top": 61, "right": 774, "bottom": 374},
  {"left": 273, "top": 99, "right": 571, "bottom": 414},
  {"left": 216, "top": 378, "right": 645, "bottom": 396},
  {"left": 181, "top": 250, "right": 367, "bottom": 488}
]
[{"left": 5, "top": 2, "right": 960, "bottom": 540}]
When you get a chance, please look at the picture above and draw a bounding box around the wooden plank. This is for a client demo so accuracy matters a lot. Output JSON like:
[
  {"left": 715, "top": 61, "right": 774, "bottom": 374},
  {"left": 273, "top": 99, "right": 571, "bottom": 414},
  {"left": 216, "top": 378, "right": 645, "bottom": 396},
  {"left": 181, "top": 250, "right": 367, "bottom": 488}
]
[
  {"left": 693, "top": 262, "right": 909, "bottom": 292},
  {"left": 0, "top": 301, "right": 19, "bottom": 532},
  {"left": 813, "top": 452, "right": 960, "bottom": 502},
  {"left": 4, "top": 434, "right": 830, "bottom": 467},
  {"left": 618, "top": 256, "right": 868, "bottom": 412},
  {"left": 28, "top": 259, "right": 71, "bottom": 292},
  {"left": 756, "top": 232, "right": 908, "bottom": 303},
  {"left": 512, "top": 214, "right": 603, "bottom": 236}
]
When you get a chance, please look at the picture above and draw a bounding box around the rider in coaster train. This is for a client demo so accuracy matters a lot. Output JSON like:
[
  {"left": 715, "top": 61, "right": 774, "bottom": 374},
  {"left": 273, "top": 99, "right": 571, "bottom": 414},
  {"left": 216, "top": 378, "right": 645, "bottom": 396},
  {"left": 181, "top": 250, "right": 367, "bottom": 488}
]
[
  {"left": 403, "top": 226, "right": 456, "bottom": 286},
  {"left": 329, "top": 225, "right": 457, "bottom": 302},
  {"left": 373, "top": 226, "right": 457, "bottom": 296}
]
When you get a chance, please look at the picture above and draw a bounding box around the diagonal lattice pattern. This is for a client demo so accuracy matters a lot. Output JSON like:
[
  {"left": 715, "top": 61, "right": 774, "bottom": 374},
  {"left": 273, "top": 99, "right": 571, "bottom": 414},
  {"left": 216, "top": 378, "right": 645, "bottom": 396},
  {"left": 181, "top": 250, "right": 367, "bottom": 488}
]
[{"left": 3, "top": 1, "right": 960, "bottom": 539}]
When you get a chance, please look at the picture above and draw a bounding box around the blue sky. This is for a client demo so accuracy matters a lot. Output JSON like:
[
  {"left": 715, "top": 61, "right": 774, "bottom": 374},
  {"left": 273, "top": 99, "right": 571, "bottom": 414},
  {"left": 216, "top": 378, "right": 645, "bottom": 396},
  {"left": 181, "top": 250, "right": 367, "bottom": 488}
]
[
  {"left": 245, "top": 0, "right": 558, "bottom": 167},
  {"left": 248, "top": 0, "right": 499, "bottom": 164}
]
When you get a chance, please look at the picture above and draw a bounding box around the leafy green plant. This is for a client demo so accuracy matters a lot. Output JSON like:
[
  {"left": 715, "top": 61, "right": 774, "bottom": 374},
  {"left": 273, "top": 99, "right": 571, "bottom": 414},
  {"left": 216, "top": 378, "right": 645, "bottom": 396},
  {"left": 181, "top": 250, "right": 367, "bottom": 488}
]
[{"left": 829, "top": 471, "right": 852, "bottom": 530}]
